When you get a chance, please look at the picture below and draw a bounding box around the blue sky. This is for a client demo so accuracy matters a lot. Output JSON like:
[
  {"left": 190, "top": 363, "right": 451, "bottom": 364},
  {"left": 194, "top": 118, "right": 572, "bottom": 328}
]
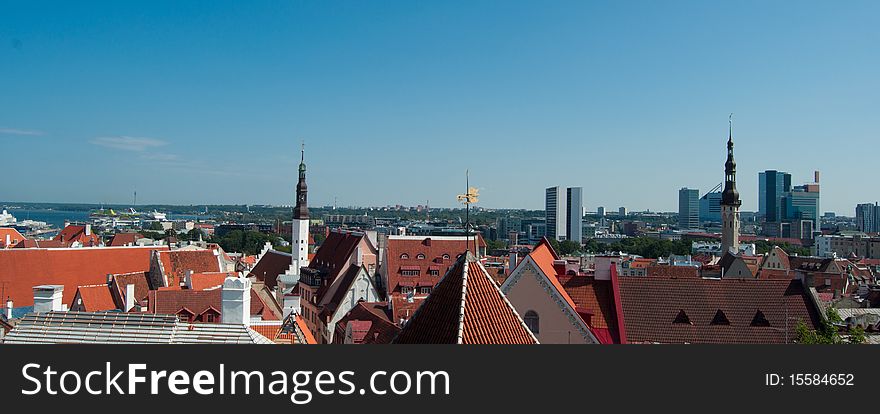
[{"left": 1, "top": 1, "right": 877, "bottom": 214}]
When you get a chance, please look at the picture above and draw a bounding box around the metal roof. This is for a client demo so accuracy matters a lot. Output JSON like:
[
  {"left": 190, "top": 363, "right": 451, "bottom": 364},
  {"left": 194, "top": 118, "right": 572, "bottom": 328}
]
[{"left": 2, "top": 311, "right": 273, "bottom": 344}]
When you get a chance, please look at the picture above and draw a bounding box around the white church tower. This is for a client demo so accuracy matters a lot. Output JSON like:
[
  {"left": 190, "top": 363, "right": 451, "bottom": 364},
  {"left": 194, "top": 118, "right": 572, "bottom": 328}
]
[{"left": 292, "top": 143, "right": 310, "bottom": 271}]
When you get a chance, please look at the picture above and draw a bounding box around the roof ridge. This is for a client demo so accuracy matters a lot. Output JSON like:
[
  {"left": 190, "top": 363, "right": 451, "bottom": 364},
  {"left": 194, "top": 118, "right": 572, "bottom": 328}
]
[{"left": 456, "top": 257, "right": 470, "bottom": 344}]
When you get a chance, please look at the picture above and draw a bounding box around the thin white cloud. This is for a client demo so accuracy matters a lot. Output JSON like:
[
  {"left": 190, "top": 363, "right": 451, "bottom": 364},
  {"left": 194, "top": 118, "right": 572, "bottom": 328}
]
[
  {"left": 141, "top": 152, "right": 181, "bottom": 162},
  {"left": 0, "top": 127, "right": 45, "bottom": 136},
  {"left": 90, "top": 136, "right": 167, "bottom": 151}
]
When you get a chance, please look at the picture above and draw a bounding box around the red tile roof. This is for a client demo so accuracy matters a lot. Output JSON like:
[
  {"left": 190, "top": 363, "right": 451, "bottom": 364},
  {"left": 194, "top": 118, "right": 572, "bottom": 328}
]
[
  {"left": 308, "top": 230, "right": 365, "bottom": 282},
  {"left": 147, "top": 285, "right": 278, "bottom": 322},
  {"left": 557, "top": 274, "right": 619, "bottom": 342},
  {"left": 73, "top": 284, "right": 117, "bottom": 311},
  {"left": 385, "top": 236, "right": 483, "bottom": 296},
  {"left": 108, "top": 232, "right": 143, "bottom": 247},
  {"left": 334, "top": 301, "right": 400, "bottom": 344},
  {"left": 394, "top": 252, "right": 537, "bottom": 344},
  {"left": 157, "top": 249, "right": 221, "bottom": 286},
  {"left": 618, "top": 277, "right": 821, "bottom": 344},
  {"left": 0, "top": 228, "right": 26, "bottom": 248},
  {"left": 54, "top": 225, "right": 101, "bottom": 247},
  {"left": 0, "top": 246, "right": 167, "bottom": 306},
  {"left": 190, "top": 272, "right": 236, "bottom": 290},
  {"left": 646, "top": 264, "right": 700, "bottom": 278},
  {"left": 109, "top": 272, "right": 152, "bottom": 307},
  {"left": 13, "top": 238, "right": 65, "bottom": 248}
]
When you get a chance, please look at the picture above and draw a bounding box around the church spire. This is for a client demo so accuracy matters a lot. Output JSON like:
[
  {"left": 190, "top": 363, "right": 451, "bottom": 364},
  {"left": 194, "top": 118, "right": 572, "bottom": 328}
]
[
  {"left": 722, "top": 114, "right": 740, "bottom": 207},
  {"left": 294, "top": 141, "right": 309, "bottom": 220}
]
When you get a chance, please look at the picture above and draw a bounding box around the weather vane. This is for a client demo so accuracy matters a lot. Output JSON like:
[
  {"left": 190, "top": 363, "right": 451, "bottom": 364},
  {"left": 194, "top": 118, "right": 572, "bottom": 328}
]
[{"left": 457, "top": 170, "right": 479, "bottom": 255}]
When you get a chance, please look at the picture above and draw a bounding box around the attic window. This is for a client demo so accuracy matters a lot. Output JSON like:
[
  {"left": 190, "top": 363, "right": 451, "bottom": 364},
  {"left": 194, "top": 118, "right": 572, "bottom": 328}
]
[
  {"left": 751, "top": 310, "right": 771, "bottom": 327},
  {"left": 710, "top": 310, "right": 730, "bottom": 325},
  {"left": 442, "top": 254, "right": 450, "bottom": 260},
  {"left": 673, "top": 309, "right": 692, "bottom": 325},
  {"left": 416, "top": 253, "right": 426, "bottom": 260},
  {"left": 400, "top": 253, "right": 409, "bottom": 260}
]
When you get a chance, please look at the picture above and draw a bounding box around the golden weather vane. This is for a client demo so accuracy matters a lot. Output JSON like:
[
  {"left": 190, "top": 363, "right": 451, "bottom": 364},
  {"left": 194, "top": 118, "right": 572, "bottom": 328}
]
[{"left": 457, "top": 170, "right": 479, "bottom": 255}]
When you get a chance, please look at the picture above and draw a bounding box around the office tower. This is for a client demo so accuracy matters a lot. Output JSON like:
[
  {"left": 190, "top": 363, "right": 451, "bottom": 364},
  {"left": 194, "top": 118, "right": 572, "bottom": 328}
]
[
  {"left": 856, "top": 203, "right": 878, "bottom": 233},
  {"left": 545, "top": 186, "right": 565, "bottom": 240},
  {"left": 545, "top": 186, "right": 584, "bottom": 242},
  {"left": 678, "top": 188, "right": 699, "bottom": 229},
  {"left": 597, "top": 206, "right": 606, "bottom": 217},
  {"left": 566, "top": 187, "right": 583, "bottom": 243},
  {"left": 699, "top": 191, "right": 722, "bottom": 223},
  {"left": 758, "top": 170, "right": 791, "bottom": 222},
  {"left": 619, "top": 207, "right": 628, "bottom": 217}
]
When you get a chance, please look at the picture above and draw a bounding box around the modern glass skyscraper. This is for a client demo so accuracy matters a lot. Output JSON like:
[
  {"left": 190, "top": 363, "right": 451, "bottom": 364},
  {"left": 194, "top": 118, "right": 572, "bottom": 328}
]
[
  {"left": 758, "top": 170, "right": 791, "bottom": 222},
  {"left": 545, "top": 186, "right": 564, "bottom": 241},
  {"left": 566, "top": 187, "right": 583, "bottom": 243},
  {"left": 699, "top": 191, "right": 722, "bottom": 223},
  {"left": 678, "top": 188, "right": 700, "bottom": 229}
]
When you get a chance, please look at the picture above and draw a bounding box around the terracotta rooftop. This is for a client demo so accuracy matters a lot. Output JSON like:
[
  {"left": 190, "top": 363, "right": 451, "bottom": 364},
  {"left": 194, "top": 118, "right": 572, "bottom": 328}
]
[
  {"left": 54, "top": 225, "right": 101, "bottom": 247},
  {"left": 618, "top": 277, "right": 821, "bottom": 344},
  {"left": 0, "top": 246, "right": 167, "bottom": 306},
  {"left": 334, "top": 301, "right": 399, "bottom": 344},
  {"left": 108, "top": 232, "right": 144, "bottom": 247},
  {"left": 394, "top": 252, "right": 538, "bottom": 344},
  {"left": 157, "top": 249, "right": 222, "bottom": 286},
  {"left": 147, "top": 285, "right": 278, "bottom": 322},
  {"left": 385, "top": 235, "right": 483, "bottom": 296},
  {"left": 73, "top": 284, "right": 117, "bottom": 312},
  {"left": 0, "top": 228, "right": 26, "bottom": 248}
]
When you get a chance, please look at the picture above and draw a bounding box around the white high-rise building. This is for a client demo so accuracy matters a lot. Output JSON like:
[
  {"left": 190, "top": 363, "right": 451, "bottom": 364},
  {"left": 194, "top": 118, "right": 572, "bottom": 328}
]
[{"left": 545, "top": 186, "right": 583, "bottom": 242}]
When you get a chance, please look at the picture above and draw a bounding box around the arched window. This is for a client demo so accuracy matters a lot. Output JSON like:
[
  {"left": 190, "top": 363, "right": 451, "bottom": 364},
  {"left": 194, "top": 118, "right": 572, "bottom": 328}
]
[
  {"left": 400, "top": 253, "right": 409, "bottom": 259},
  {"left": 442, "top": 254, "right": 450, "bottom": 260},
  {"left": 416, "top": 253, "right": 426, "bottom": 260},
  {"left": 524, "top": 310, "right": 539, "bottom": 335}
]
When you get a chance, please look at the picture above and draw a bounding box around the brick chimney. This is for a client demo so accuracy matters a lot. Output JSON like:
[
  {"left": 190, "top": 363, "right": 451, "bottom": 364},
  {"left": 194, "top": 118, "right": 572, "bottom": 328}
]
[
  {"left": 33, "top": 285, "right": 64, "bottom": 313},
  {"left": 221, "top": 277, "right": 251, "bottom": 326}
]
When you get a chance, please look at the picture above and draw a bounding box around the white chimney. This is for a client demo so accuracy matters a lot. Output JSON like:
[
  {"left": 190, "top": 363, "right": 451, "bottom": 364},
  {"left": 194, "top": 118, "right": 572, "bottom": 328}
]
[
  {"left": 124, "top": 284, "right": 135, "bottom": 312},
  {"left": 5, "top": 298, "right": 12, "bottom": 319},
  {"left": 282, "top": 294, "right": 301, "bottom": 319},
  {"left": 33, "top": 285, "right": 64, "bottom": 313},
  {"left": 85, "top": 224, "right": 92, "bottom": 236},
  {"left": 4, "top": 234, "right": 10, "bottom": 248},
  {"left": 221, "top": 277, "right": 251, "bottom": 326}
]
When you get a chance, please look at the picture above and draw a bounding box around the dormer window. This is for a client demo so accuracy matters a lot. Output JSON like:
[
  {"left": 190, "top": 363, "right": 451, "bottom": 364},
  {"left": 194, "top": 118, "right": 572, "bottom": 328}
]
[
  {"left": 400, "top": 253, "right": 409, "bottom": 260},
  {"left": 710, "top": 310, "right": 730, "bottom": 325},
  {"left": 416, "top": 253, "right": 426, "bottom": 260},
  {"left": 751, "top": 310, "right": 770, "bottom": 327},
  {"left": 673, "top": 309, "right": 692, "bottom": 325},
  {"left": 442, "top": 254, "right": 450, "bottom": 260}
]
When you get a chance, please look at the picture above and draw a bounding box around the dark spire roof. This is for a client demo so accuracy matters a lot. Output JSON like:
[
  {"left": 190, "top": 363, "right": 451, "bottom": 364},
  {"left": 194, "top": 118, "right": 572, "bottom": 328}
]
[
  {"left": 294, "top": 141, "right": 309, "bottom": 220},
  {"left": 721, "top": 115, "right": 741, "bottom": 206}
]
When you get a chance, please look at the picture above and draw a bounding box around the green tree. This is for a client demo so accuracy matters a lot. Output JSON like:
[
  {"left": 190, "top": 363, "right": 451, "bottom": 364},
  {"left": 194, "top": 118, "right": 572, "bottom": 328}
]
[{"left": 795, "top": 308, "right": 863, "bottom": 344}]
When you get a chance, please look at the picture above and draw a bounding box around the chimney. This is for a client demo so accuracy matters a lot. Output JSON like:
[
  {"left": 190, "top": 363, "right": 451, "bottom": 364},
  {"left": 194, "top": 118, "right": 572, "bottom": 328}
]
[
  {"left": 4, "top": 234, "right": 9, "bottom": 248},
  {"left": 355, "top": 245, "right": 363, "bottom": 267},
  {"left": 221, "top": 277, "right": 251, "bottom": 326},
  {"left": 85, "top": 224, "right": 92, "bottom": 236},
  {"left": 508, "top": 251, "right": 518, "bottom": 274},
  {"left": 282, "top": 293, "right": 301, "bottom": 319},
  {"left": 183, "top": 270, "right": 193, "bottom": 289},
  {"left": 5, "top": 298, "right": 12, "bottom": 319},
  {"left": 33, "top": 285, "right": 64, "bottom": 313},
  {"left": 124, "top": 284, "right": 135, "bottom": 312}
]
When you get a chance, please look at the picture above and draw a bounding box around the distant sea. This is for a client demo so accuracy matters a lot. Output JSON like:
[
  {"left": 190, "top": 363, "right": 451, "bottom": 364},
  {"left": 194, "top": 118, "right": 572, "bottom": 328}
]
[{"left": 11, "top": 209, "right": 90, "bottom": 228}]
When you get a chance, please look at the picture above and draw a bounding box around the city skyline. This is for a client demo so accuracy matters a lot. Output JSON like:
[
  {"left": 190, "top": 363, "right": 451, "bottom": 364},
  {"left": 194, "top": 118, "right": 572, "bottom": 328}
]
[{"left": 2, "top": 1, "right": 878, "bottom": 213}]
